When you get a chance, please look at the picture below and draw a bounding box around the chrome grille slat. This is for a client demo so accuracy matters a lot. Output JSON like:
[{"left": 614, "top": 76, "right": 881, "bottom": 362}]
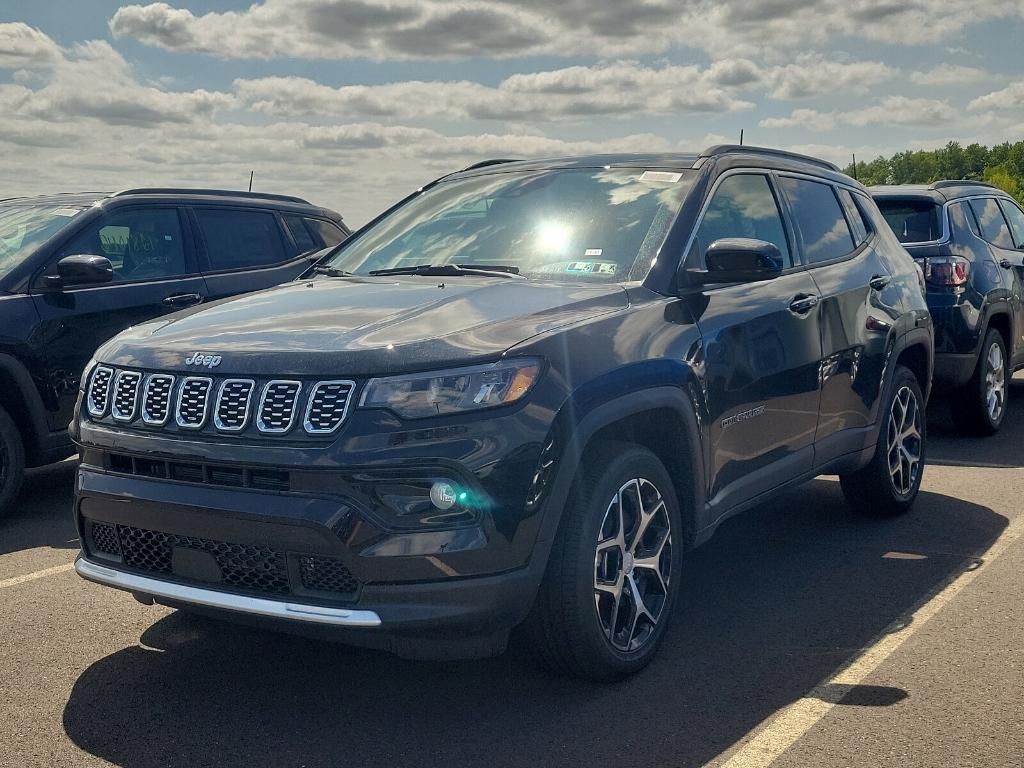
[
  {"left": 257, "top": 380, "right": 302, "bottom": 434},
  {"left": 304, "top": 380, "right": 356, "bottom": 434},
  {"left": 214, "top": 379, "right": 255, "bottom": 432},
  {"left": 86, "top": 365, "right": 114, "bottom": 417},
  {"left": 142, "top": 374, "right": 175, "bottom": 425},
  {"left": 110, "top": 370, "right": 142, "bottom": 422},
  {"left": 176, "top": 377, "right": 213, "bottom": 429}
]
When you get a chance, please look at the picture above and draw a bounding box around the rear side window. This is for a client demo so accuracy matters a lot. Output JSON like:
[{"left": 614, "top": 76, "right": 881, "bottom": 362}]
[
  {"left": 950, "top": 201, "right": 980, "bottom": 237},
  {"left": 692, "top": 174, "right": 792, "bottom": 268},
  {"left": 195, "top": 208, "right": 288, "bottom": 270},
  {"left": 875, "top": 198, "right": 942, "bottom": 243},
  {"left": 305, "top": 218, "right": 347, "bottom": 247},
  {"left": 59, "top": 207, "right": 187, "bottom": 282},
  {"left": 970, "top": 198, "right": 1016, "bottom": 249},
  {"left": 838, "top": 189, "right": 870, "bottom": 246},
  {"left": 997, "top": 199, "right": 1024, "bottom": 248},
  {"left": 282, "top": 214, "right": 318, "bottom": 255},
  {"left": 779, "top": 177, "right": 855, "bottom": 263}
]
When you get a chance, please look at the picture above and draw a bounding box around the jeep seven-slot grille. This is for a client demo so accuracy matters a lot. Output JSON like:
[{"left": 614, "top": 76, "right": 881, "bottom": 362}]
[
  {"left": 176, "top": 377, "right": 212, "bottom": 428},
  {"left": 214, "top": 380, "right": 254, "bottom": 431},
  {"left": 257, "top": 381, "right": 302, "bottom": 433},
  {"left": 86, "top": 522, "right": 360, "bottom": 599},
  {"left": 84, "top": 367, "right": 358, "bottom": 436},
  {"left": 142, "top": 374, "right": 174, "bottom": 424},
  {"left": 87, "top": 366, "right": 114, "bottom": 417}
]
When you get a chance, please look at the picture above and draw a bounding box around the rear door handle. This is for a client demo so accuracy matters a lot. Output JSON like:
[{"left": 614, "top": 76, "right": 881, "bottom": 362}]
[
  {"left": 869, "top": 274, "right": 891, "bottom": 291},
  {"left": 162, "top": 292, "right": 203, "bottom": 308},
  {"left": 789, "top": 294, "right": 819, "bottom": 315}
]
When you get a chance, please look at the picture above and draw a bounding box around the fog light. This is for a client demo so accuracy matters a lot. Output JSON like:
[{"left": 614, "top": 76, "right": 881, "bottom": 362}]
[{"left": 429, "top": 481, "right": 458, "bottom": 510}]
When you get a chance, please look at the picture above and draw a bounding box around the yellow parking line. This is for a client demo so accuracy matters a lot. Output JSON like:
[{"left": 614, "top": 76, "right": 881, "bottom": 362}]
[
  {"left": 709, "top": 512, "right": 1024, "bottom": 768},
  {"left": 0, "top": 562, "right": 75, "bottom": 590}
]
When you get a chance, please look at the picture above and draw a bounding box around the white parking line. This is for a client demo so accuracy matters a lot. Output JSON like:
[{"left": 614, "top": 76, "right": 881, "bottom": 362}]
[
  {"left": 0, "top": 562, "right": 75, "bottom": 590},
  {"left": 709, "top": 511, "right": 1024, "bottom": 768}
]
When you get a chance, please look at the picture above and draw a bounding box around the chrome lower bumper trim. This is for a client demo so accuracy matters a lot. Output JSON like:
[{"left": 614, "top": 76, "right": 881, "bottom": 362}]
[{"left": 75, "top": 557, "right": 382, "bottom": 628}]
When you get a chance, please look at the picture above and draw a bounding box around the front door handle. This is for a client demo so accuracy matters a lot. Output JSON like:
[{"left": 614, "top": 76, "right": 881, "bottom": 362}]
[
  {"left": 789, "top": 294, "right": 819, "bottom": 315},
  {"left": 162, "top": 292, "right": 204, "bottom": 308},
  {"left": 869, "top": 274, "right": 891, "bottom": 291},
  {"left": 1000, "top": 259, "right": 1014, "bottom": 269}
]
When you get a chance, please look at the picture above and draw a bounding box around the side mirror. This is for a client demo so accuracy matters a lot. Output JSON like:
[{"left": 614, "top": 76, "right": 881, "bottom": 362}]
[
  {"left": 686, "top": 238, "right": 784, "bottom": 286},
  {"left": 45, "top": 255, "right": 114, "bottom": 289}
]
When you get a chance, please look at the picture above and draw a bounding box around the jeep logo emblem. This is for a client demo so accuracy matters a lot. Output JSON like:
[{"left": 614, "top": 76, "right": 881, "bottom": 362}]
[{"left": 185, "top": 352, "right": 222, "bottom": 368}]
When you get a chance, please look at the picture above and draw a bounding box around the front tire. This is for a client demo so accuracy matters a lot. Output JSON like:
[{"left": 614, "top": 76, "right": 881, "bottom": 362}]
[
  {"left": 0, "top": 405, "right": 26, "bottom": 520},
  {"left": 524, "top": 442, "right": 683, "bottom": 681},
  {"left": 840, "top": 365, "right": 925, "bottom": 516},
  {"left": 950, "top": 329, "right": 1008, "bottom": 436}
]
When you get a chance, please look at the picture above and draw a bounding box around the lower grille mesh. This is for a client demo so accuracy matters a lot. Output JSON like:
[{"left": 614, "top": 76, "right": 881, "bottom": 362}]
[{"left": 299, "top": 555, "right": 361, "bottom": 594}]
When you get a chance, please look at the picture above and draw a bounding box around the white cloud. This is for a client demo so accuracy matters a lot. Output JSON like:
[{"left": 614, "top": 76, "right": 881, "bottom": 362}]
[
  {"left": 108, "top": 0, "right": 1024, "bottom": 60},
  {"left": 910, "top": 64, "right": 990, "bottom": 86},
  {"left": 762, "top": 54, "right": 895, "bottom": 99},
  {"left": 759, "top": 109, "right": 837, "bottom": 131},
  {"left": 969, "top": 83, "right": 1024, "bottom": 111},
  {"left": 841, "top": 96, "right": 958, "bottom": 127},
  {"left": 0, "top": 22, "right": 62, "bottom": 69}
]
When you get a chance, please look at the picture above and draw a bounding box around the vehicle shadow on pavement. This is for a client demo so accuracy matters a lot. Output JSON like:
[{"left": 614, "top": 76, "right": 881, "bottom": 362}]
[
  {"left": 62, "top": 478, "right": 1006, "bottom": 768},
  {"left": 0, "top": 458, "right": 79, "bottom": 556},
  {"left": 926, "top": 378, "right": 1024, "bottom": 468}
]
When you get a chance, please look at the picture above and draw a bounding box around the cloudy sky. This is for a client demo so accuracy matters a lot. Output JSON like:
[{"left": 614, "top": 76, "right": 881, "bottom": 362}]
[{"left": 2, "top": 1, "right": 1023, "bottom": 224}]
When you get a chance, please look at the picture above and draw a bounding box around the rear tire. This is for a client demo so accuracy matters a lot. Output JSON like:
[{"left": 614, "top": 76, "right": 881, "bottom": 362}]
[
  {"left": 523, "top": 442, "right": 683, "bottom": 681},
  {"left": 950, "top": 329, "right": 1008, "bottom": 436},
  {"left": 0, "top": 405, "right": 26, "bottom": 520},
  {"left": 840, "top": 365, "right": 925, "bottom": 516}
]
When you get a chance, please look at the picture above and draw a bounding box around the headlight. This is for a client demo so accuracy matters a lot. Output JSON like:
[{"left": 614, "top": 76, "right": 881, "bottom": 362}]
[{"left": 360, "top": 358, "right": 543, "bottom": 419}]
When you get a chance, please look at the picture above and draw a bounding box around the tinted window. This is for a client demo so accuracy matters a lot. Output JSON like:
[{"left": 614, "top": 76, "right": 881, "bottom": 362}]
[
  {"left": 970, "top": 198, "right": 1015, "bottom": 249},
  {"left": 997, "top": 199, "right": 1024, "bottom": 248},
  {"left": 195, "top": 208, "right": 288, "bottom": 270},
  {"left": 282, "top": 214, "right": 317, "bottom": 255},
  {"left": 838, "top": 189, "right": 870, "bottom": 246},
  {"left": 305, "top": 218, "right": 347, "bottom": 247},
  {"left": 950, "top": 201, "right": 979, "bottom": 237},
  {"left": 779, "top": 177, "right": 855, "bottom": 263},
  {"left": 0, "top": 203, "right": 85, "bottom": 280},
  {"left": 59, "top": 208, "right": 186, "bottom": 282},
  {"left": 692, "top": 174, "right": 791, "bottom": 268},
  {"left": 875, "top": 198, "right": 942, "bottom": 243}
]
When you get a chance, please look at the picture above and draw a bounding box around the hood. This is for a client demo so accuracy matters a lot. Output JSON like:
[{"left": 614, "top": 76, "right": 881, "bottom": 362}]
[{"left": 101, "top": 276, "right": 628, "bottom": 376}]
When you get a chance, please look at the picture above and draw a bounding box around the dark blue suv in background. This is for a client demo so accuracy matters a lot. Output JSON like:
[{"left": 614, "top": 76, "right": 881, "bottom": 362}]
[
  {"left": 872, "top": 182, "right": 1024, "bottom": 434},
  {"left": 71, "top": 147, "right": 932, "bottom": 680},
  {"left": 0, "top": 188, "right": 348, "bottom": 517}
]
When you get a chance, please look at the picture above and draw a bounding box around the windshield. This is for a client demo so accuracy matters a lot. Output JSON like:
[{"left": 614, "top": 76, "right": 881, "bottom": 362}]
[
  {"left": 0, "top": 203, "right": 86, "bottom": 280},
  {"left": 326, "top": 168, "right": 695, "bottom": 282},
  {"left": 875, "top": 198, "right": 943, "bottom": 243}
]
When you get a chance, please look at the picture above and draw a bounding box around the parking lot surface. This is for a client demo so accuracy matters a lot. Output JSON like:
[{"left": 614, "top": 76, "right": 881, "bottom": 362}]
[{"left": 2, "top": 383, "right": 1022, "bottom": 768}]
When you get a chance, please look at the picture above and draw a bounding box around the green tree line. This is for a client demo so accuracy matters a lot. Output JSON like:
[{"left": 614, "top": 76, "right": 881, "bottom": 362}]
[{"left": 843, "top": 140, "right": 1024, "bottom": 202}]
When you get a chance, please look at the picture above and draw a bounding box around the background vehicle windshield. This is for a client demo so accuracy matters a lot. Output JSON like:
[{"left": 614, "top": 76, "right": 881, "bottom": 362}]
[
  {"left": 327, "top": 168, "right": 694, "bottom": 281},
  {"left": 875, "top": 198, "right": 943, "bottom": 243},
  {"left": 0, "top": 204, "right": 85, "bottom": 280}
]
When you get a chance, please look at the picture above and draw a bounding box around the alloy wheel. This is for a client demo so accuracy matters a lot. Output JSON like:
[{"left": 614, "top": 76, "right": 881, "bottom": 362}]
[
  {"left": 593, "top": 478, "right": 673, "bottom": 652},
  {"left": 984, "top": 341, "right": 1006, "bottom": 423},
  {"left": 887, "top": 385, "right": 922, "bottom": 496}
]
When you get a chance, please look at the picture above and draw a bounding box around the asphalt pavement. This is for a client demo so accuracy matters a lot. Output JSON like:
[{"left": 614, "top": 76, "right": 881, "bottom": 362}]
[{"left": 1, "top": 381, "right": 1022, "bottom": 768}]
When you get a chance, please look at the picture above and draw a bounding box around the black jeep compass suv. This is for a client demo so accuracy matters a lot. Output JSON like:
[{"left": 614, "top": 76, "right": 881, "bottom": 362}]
[
  {"left": 72, "top": 147, "right": 933, "bottom": 680},
  {"left": 871, "top": 182, "right": 1024, "bottom": 434}
]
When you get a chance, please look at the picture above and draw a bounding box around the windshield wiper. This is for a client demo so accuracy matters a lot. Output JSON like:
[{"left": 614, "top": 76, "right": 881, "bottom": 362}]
[
  {"left": 367, "top": 264, "right": 523, "bottom": 278},
  {"left": 311, "top": 265, "right": 354, "bottom": 277}
]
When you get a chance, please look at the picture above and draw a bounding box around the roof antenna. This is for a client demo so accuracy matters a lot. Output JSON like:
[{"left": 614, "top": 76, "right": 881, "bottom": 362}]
[
  {"left": 851, "top": 153, "right": 858, "bottom": 181},
  {"left": 248, "top": 170, "right": 254, "bottom": 192},
  {"left": 739, "top": 129, "right": 744, "bottom": 146}
]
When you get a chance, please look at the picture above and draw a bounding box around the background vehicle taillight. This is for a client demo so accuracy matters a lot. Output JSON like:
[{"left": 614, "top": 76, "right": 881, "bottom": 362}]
[{"left": 923, "top": 256, "right": 969, "bottom": 287}]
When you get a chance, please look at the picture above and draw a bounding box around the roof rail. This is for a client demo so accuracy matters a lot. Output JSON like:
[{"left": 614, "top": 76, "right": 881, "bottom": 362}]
[
  {"left": 459, "top": 158, "right": 522, "bottom": 172},
  {"left": 931, "top": 179, "right": 998, "bottom": 190},
  {"left": 111, "top": 188, "right": 311, "bottom": 204},
  {"left": 699, "top": 144, "right": 841, "bottom": 172}
]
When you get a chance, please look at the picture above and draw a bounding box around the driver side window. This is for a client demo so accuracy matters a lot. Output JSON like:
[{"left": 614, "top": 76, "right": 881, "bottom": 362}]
[
  {"left": 692, "top": 174, "right": 792, "bottom": 268},
  {"left": 59, "top": 208, "right": 186, "bottom": 282}
]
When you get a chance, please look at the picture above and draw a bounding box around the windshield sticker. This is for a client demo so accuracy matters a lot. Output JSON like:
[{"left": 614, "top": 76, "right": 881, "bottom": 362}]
[
  {"left": 640, "top": 171, "right": 682, "bottom": 183},
  {"left": 566, "top": 261, "right": 617, "bottom": 275},
  {"left": 585, "top": 248, "right": 603, "bottom": 256},
  {"left": 597, "top": 263, "right": 617, "bottom": 275},
  {"left": 52, "top": 208, "right": 82, "bottom": 217}
]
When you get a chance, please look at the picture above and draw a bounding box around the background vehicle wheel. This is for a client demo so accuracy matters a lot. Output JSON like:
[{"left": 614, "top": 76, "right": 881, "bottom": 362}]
[
  {"left": 840, "top": 365, "right": 925, "bottom": 516},
  {"left": 950, "top": 329, "right": 1008, "bottom": 436},
  {"left": 523, "top": 442, "right": 683, "bottom": 681},
  {"left": 0, "top": 405, "right": 26, "bottom": 520}
]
